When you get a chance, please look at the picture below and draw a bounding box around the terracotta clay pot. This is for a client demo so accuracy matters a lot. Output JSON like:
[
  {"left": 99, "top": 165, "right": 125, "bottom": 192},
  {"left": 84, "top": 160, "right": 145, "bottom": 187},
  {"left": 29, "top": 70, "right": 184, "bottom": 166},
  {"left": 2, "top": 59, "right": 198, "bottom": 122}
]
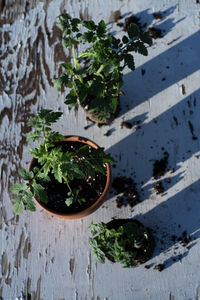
[{"left": 29, "top": 136, "right": 112, "bottom": 219}]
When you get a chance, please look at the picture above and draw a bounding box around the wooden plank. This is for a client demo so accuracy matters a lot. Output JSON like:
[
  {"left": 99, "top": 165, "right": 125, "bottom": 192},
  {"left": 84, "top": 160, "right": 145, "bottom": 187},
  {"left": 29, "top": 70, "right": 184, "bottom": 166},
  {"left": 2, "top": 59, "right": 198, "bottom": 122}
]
[{"left": 1, "top": 0, "right": 200, "bottom": 299}]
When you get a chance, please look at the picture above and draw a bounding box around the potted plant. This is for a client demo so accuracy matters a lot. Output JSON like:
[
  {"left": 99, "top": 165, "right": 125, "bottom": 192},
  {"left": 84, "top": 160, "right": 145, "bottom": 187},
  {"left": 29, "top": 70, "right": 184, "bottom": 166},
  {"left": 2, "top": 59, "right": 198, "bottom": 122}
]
[
  {"left": 88, "top": 219, "right": 155, "bottom": 267},
  {"left": 10, "top": 109, "right": 113, "bottom": 219},
  {"left": 52, "top": 14, "right": 152, "bottom": 124}
]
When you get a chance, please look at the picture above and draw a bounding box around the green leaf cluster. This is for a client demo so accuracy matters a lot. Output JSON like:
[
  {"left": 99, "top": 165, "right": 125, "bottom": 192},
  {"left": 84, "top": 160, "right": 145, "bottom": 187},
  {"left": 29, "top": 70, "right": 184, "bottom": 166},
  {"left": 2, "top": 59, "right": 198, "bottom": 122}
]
[
  {"left": 10, "top": 168, "right": 49, "bottom": 215},
  {"left": 88, "top": 221, "right": 149, "bottom": 267},
  {"left": 10, "top": 109, "right": 114, "bottom": 214},
  {"left": 53, "top": 14, "right": 152, "bottom": 121}
]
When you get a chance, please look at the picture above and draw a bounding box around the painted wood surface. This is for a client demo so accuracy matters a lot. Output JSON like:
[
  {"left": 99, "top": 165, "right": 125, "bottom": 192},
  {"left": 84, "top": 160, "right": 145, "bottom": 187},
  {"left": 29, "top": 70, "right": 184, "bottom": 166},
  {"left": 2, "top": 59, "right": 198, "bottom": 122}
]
[{"left": 1, "top": 0, "right": 200, "bottom": 299}]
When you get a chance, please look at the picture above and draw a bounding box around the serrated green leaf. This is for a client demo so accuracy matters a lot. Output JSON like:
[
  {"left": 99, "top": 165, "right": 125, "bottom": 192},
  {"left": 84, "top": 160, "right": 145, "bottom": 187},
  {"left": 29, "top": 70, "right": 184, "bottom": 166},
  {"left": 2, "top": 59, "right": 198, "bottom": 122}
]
[
  {"left": 96, "top": 20, "right": 106, "bottom": 37},
  {"left": 124, "top": 53, "right": 135, "bottom": 70},
  {"left": 122, "top": 35, "right": 129, "bottom": 44},
  {"left": 32, "top": 181, "right": 48, "bottom": 204},
  {"left": 139, "top": 32, "right": 152, "bottom": 46},
  {"left": 52, "top": 164, "right": 63, "bottom": 183},
  {"left": 76, "top": 145, "right": 90, "bottom": 157},
  {"left": 65, "top": 90, "right": 77, "bottom": 107},
  {"left": 82, "top": 20, "right": 96, "bottom": 31},
  {"left": 18, "top": 168, "right": 34, "bottom": 180},
  {"left": 36, "top": 173, "right": 51, "bottom": 184},
  {"left": 10, "top": 182, "right": 27, "bottom": 195},
  {"left": 65, "top": 197, "right": 74, "bottom": 206},
  {"left": 128, "top": 23, "right": 139, "bottom": 39},
  {"left": 24, "top": 189, "right": 36, "bottom": 212},
  {"left": 52, "top": 74, "right": 68, "bottom": 91},
  {"left": 109, "top": 97, "right": 118, "bottom": 113},
  {"left": 13, "top": 200, "right": 24, "bottom": 214},
  {"left": 91, "top": 247, "right": 105, "bottom": 264},
  {"left": 62, "top": 62, "right": 73, "bottom": 74}
]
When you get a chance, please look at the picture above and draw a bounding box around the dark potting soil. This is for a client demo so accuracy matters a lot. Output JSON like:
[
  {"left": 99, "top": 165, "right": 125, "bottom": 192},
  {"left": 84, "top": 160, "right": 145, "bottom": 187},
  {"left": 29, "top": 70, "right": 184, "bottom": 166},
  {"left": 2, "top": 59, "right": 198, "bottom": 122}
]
[
  {"left": 153, "top": 152, "right": 169, "bottom": 178},
  {"left": 148, "top": 27, "right": 162, "bottom": 39},
  {"left": 107, "top": 219, "right": 155, "bottom": 266},
  {"left": 34, "top": 141, "right": 107, "bottom": 214},
  {"left": 154, "top": 181, "right": 164, "bottom": 194},
  {"left": 153, "top": 12, "right": 163, "bottom": 20},
  {"left": 112, "top": 176, "right": 140, "bottom": 208}
]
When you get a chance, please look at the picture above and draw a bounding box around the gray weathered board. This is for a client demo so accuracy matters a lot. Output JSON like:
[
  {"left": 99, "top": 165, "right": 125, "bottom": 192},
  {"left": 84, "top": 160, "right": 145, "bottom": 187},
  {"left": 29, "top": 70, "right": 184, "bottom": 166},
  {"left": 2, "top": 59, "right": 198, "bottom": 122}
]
[{"left": 1, "top": 0, "right": 200, "bottom": 299}]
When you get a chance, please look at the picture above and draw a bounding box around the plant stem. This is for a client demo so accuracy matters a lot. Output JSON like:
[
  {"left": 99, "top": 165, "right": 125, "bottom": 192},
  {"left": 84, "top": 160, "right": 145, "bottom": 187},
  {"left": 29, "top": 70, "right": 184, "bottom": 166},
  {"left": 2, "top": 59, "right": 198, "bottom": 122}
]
[
  {"left": 96, "top": 64, "right": 104, "bottom": 74},
  {"left": 72, "top": 42, "right": 78, "bottom": 70},
  {"left": 62, "top": 175, "right": 73, "bottom": 195},
  {"left": 42, "top": 121, "right": 48, "bottom": 152}
]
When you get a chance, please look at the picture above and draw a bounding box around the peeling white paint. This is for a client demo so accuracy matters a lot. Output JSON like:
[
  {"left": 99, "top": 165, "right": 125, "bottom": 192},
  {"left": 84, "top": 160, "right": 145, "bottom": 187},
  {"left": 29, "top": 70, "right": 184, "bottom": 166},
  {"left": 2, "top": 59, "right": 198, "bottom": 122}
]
[{"left": 1, "top": 0, "right": 200, "bottom": 299}]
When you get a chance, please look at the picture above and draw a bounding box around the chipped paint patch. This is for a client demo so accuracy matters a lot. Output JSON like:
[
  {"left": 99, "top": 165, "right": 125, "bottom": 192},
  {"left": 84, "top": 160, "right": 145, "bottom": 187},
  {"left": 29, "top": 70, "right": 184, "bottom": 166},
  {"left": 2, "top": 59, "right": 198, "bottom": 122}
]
[
  {"left": 15, "top": 230, "right": 25, "bottom": 270},
  {"left": 1, "top": 252, "right": 8, "bottom": 276},
  {"left": 23, "top": 237, "right": 31, "bottom": 259},
  {"left": 35, "top": 275, "right": 42, "bottom": 300},
  {"left": 69, "top": 258, "right": 75, "bottom": 276}
]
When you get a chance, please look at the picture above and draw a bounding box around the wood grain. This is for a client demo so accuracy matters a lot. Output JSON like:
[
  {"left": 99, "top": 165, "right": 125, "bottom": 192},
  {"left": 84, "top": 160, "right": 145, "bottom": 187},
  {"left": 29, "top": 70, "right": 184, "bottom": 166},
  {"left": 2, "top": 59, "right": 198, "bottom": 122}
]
[{"left": 1, "top": 0, "right": 200, "bottom": 299}]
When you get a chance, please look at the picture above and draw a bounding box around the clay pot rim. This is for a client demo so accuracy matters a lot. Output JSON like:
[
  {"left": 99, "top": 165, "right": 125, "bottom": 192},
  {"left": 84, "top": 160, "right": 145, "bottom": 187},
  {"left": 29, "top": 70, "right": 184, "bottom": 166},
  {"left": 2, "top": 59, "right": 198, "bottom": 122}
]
[{"left": 28, "top": 135, "right": 112, "bottom": 219}]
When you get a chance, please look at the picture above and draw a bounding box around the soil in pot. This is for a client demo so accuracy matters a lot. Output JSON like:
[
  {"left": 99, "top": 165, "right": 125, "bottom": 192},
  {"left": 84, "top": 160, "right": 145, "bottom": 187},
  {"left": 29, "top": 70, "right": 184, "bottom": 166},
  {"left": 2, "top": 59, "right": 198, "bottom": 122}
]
[
  {"left": 32, "top": 141, "right": 107, "bottom": 215},
  {"left": 107, "top": 219, "right": 155, "bottom": 266}
]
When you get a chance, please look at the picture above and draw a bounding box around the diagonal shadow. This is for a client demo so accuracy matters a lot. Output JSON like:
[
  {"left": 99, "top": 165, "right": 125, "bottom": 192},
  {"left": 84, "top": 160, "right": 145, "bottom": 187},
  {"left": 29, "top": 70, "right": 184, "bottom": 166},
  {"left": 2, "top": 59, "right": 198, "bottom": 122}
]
[
  {"left": 120, "top": 31, "right": 200, "bottom": 114},
  {"left": 110, "top": 6, "right": 182, "bottom": 38},
  {"left": 134, "top": 180, "right": 200, "bottom": 268},
  {"left": 108, "top": 89, "right": 200, "bottom": 198}
]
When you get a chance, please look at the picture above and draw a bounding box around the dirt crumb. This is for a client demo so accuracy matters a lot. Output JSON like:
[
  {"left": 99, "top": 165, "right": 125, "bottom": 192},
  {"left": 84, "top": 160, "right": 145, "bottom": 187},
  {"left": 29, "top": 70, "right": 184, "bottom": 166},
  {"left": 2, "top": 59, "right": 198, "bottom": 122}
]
[
  {"left": 144, "top": 264, "right": 151, "bottom": 269},
  {"left": 153, "top": 12, "right": 163, "bottom": 20},
  {"left": 153, "top": 152, "right": 169, "bottom": 178},
  {"left": 110, "top": 10, "right": 122, "bottom": 23},
  {"left": 112, "top": 176, "right": 140, "bottom": 208},
  {"left": 178, "top": 231, "right": 191, "bottom": 247},
  {"left": 154, "top": 263, "right": 165, "bottom": 272},
  {"left": 121, "top": 121, "right": 133, "bottom": 129},
  {"left": 181, "top": 84, "right": 186, "bottom": 95},
  {"left": 173, "top": 116, "right": 178, "bottom": 126},
  {"left": 148, "top": 27, "right": 162, "bottom": 39},
  {"left": 188, "top": 120, "right": 197, "bottom": 140},
  {"left": 104, "top": 129, "right": 112, "bottom": 136},
  {"left": 141, "top": 69, "right": 146, "bottom": 76},
  {"left": 154, "top": 181, "right": 164, "bottom": 194}
]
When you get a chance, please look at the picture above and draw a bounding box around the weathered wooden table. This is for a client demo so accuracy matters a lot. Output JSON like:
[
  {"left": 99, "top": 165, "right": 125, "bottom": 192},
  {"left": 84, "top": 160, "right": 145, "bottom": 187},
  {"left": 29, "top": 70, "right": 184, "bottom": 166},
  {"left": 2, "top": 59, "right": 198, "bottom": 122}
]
[{"left": 1, "top": 0, "right": 200, "bottom": 299}]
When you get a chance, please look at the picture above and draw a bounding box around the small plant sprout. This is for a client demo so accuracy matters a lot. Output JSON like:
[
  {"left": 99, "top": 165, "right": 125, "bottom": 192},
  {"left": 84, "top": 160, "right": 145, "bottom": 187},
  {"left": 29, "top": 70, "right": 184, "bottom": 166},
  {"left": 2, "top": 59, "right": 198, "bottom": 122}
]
[
  {"left": 88, "top": 220, "right": 151, "bottom": 268},
  {"left": 10, "top": 109, "right": 114, "bottom": 214},
  {"left": 53, "top": 14, "right": 152, "bottom": 123}
]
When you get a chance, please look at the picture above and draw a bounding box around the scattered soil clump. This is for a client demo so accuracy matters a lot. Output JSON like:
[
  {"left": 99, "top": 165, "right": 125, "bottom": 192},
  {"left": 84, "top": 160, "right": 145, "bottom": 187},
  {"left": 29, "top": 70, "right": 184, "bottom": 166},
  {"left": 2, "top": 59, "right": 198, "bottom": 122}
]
[
  {"left": 153, "top": 13, "right": 163, "bottom": 20},
  {"left": 153, "top": 152, "right": 169, "bottom": 178},
  {"left": 154, "top": 181, "right": 164, "bottom": 194},
  {"left": 112, "top": 176, "right": 140, "bottom": 208},
  {"left": 154, "top": 263, "right": 165, "bottom": 272},
  {"left": 121, "top": 121, "right": 133, "bottom": 129},
  {"left": 117, "top": 15, "right": 142, "bottom": 31},
  {"left": 148, "top": 27, "right": 162, "bottom": 39}
]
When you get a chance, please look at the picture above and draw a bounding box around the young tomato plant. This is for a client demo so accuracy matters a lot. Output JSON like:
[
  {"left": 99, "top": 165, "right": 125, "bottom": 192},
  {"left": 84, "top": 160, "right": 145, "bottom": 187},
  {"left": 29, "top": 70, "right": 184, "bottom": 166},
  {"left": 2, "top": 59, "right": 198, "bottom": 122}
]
[
  {"left": 53, "top": 14, "right": 152, "bottom": 123},
  {"left": 10, "top": 109, "right": 114, "bottom": 214},
  {"left": 88, "top": 220, "right": 151, "bottom": 268}
]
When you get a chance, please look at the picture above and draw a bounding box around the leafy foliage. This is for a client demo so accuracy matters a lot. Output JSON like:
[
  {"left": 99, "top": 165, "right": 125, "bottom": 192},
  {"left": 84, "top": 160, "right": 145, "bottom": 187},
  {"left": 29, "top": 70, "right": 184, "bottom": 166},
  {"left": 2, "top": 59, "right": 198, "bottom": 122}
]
[
  {"left": 10, "top": 109, "right": 114, "bottom": 214},
  {"left": 88, "top": 220, "right": 149, "bottom": 268},
  {"left": 53, "top": 14, "right": 152, "bottom": 121}
]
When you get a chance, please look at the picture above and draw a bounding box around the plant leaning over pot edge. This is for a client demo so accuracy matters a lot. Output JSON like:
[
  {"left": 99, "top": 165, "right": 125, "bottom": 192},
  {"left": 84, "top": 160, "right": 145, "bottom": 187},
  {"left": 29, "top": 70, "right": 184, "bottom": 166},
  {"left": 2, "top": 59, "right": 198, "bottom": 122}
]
[
  {"left": 10, "top": 109, "right": 114, "bottom": 218},
  {"left": 88, "top": 219, "right": 155, "bottom": 267},
  {"left": 52, "top": 14, "right": 152, "bottom": 124}
]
